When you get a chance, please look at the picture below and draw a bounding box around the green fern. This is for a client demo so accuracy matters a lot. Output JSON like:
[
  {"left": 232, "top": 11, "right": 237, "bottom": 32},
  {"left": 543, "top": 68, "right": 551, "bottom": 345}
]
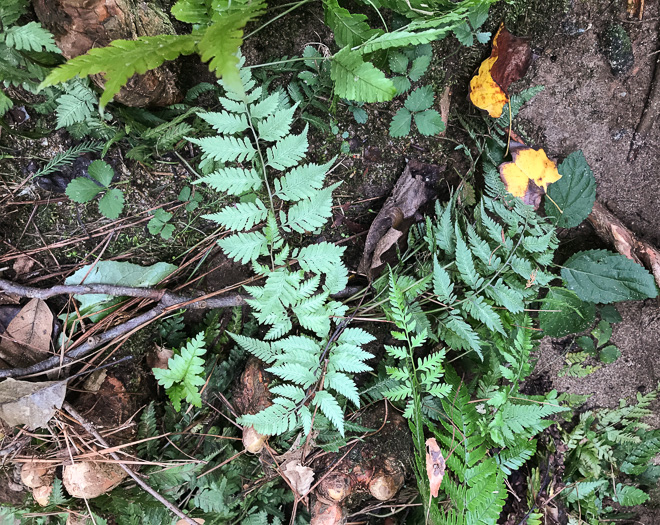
[{"left": 152, "top": 332, "right": 207, "bottom": 411}]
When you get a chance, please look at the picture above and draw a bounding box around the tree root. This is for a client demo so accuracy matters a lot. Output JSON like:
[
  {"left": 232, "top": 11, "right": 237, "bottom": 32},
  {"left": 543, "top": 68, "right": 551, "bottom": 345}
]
[{"left": 587, "top": 200, "right": 660, "bottom": 288}]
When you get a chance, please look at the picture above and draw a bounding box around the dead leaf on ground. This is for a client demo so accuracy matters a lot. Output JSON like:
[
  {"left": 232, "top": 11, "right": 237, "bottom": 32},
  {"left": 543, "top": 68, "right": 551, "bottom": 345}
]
[
  {"left": 0, "top": 298, "right": 54, "bottom": 368},
  {"left": 12, "top": 256, "right": 35, "bottom": 277},
  {"left": 0, "top": 293, "right": 21, "bottom": 306},
  {"left": 498, "top": 141, "right": 561, "bottom": 208},
  {"left": 146, "top": 346, "right": 174, "bottom": 371},
  {"left": 358, "top": 159, "right": 443, "bottom": 279},
  {"left": 469, "top": 25, "right": 532, "bottom": 118},
  {"left": 0, "top": 378, "right": 67, "bottom": 430},
  {"left": 282, "top": 460, "right": 315, "bottom": 497},
  {"left": 425, "top": 437, "right": 445, "bottom": 498},
  {"left": 63, "top": 461, "right": 127, "bottom": 498}
]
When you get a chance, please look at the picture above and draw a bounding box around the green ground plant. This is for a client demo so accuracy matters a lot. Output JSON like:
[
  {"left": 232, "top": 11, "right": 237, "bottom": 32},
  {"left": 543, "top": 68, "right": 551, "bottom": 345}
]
[{"left": 64, "top": 159, "right": 125, "bottom": 219}]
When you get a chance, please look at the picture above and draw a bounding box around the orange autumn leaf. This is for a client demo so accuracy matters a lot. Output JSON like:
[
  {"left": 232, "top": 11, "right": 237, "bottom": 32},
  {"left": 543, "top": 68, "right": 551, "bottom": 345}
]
[
  {"left": 425, "top": 437, "right": 445, "bottom": 498},
  {"left": 469, "top": 25, "right": 532, "bottom": 118},
  {"left": 499, "top": 141, "right": 561, "bottom": 208}
]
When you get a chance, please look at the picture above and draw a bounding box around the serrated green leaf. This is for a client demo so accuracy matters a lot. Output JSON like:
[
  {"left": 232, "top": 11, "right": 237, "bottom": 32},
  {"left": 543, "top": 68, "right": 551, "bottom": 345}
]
[
  {"left": 325, "top": 371, "right": 360, "bottom": 407},
  {"left": 87, "top": 160, "right": 114, "bottom": 187},
  {"left": 539, "top": 287, "right": 596, "bottom": 337},
  {"left": 313, "top": 391, "right": 344, "bottom": 436},
  {"left": 205, "top": 199, "right": 267, "bottom": 231},
  {"left": 197, "top": 167, "right": 262, "bottom": 195},
  {"left": 266, "top": 125, "right": 309, "bottom": 170},
  {"left": 405, "top": 85, "right": 434, "bottom": 112},
  {"left": 323, "top": 0, "right": 381, "bottom": 48},
  {"left": 331, "top": 47, "right": 396, "bottom": 103},
  {"left": 392, "top": 75, "right": 411, "bottom": 95},
  {"left": 545, "top": 151, "right": 596, "bottom": 228},
  {"left": 0, "top": 90, "right": 14, "bottom": 116},
  {"left": 599, "top": 304, "right": 622, "bottom": 323},
  {"left": 283, "top": 182, "right": 340, "bottom": 233},
  {"left": 561, "top": 249, "right": 658, "bottom": 303},
  {"left": 98, "top": 188, "right": 124, "bottom": 219},
  {"left": 66, "top": 177, "right": 102, "bottom": 203},
  {"left": 361, "top": 29, "right": 444, "bottom": 54},
  {"left": 4, "top": 22, "right": 59, "bottom": 53},
  {"left": 389, "top": 52, "right": 409, "bottom": 74},
  {"left": 218, "top": 231, "right": 268, "bottom": 264},
  {"left": 198, "top": 110, "right": 249, "bottom": 134},
  {"left": 414, "top": 109, "right": 444, "bottom": 136},
  {"left": 599, "top": 344, "right": 620, "bottom": 364},
  {"left": 274, "top": 159, "right": 334, "bottom": 201},
  {"left": 390, "top": 108, "right": 412, "bottom": 137},
  {"left": 408, "top": 55, "right": 431, "bottom": 81}
]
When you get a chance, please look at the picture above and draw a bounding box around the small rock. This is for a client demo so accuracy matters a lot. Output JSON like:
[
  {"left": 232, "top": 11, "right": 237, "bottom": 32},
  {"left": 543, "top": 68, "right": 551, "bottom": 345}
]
[{"left": 601, "top": 24, "right": 633, "bottom": 76}]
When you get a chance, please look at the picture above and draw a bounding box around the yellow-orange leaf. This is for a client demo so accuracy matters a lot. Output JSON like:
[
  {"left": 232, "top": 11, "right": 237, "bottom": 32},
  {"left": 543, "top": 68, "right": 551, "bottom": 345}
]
[
  {"left": 499, "top": 142, "right": 561, "bottom": 208},
  {"left": 469, "top": 57, "right": 508, "bottom": 118},
  {"left": 469, "top": 25, "right": 532, "bottom": 118}
]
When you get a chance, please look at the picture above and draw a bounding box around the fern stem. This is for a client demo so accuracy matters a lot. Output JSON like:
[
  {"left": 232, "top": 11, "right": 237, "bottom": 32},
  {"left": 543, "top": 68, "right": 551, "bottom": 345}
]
[{"left": 245, "top": 56, "right": 325, "bottom": 70}]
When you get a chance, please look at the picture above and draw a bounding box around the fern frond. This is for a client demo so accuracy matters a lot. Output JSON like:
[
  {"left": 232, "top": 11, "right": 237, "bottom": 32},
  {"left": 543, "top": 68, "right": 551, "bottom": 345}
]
[
  {"left": 218, "top": 231, "right": 268, "bottom": 263},
  {"left": 238, "top": 398, "right": 298, "bottom": 435},
  {"left": 152, "top": 333, "right": 207, "bottom": 411},
  {"left": 205, "top": 199, "right": 267, "bottom": 231},
  {"left": 266, "top": 125, "right": 309, "bottom": 170},
  {"left": 313, "top": 391, "right": 345, "bottom": 436},
  {"left": 249, "top": 91, "right": 280, "bottom": 119},
  {"left": 455, "top": 228, "right": 479, "bottom": 288},
  {"left": 197, "top": 4, "right": 267, "bottom": 94},
  {"left": 197, "top": 167, "right": 262, "bottom": 195},
  {"left": 331, "top": 47, "right": 396, "bottom": 102},
  {"left": 462, "top": 294, "right": 505, "bottom": 335},
  {"left": 283, "top": 183, "right": 340, "bottom": 233},
  {"left": 323, "top": 0, "right": 382, "bottom": 48},
  {"left": 191, "top": 134, "right": 256, "bottom": 163},
  {"left": 4, "top": 21, "right": 59, "bottom": 53},
  {"left": 198, "top": 110, "right": 249, "bottom": 134},
  {"left": 256, "top": 102, "right": 297, "bottom": 141},
  {"left": 360, "top": 28, "right": 444, "bottom": 54},
  {"left": 230, "top": 333, "right": 276, "bottom": 363},
  {"left": 40, "top": 34, "right": 199, "bottom": 107},
  {"left": 274, "top": 159, "right": 334, "bottom": 201}
]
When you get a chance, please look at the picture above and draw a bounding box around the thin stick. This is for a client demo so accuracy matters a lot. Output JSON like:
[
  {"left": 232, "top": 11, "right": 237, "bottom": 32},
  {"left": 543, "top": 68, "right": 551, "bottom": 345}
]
[{"left": 62, "top": 402, "right": 198, "bottom": 525}]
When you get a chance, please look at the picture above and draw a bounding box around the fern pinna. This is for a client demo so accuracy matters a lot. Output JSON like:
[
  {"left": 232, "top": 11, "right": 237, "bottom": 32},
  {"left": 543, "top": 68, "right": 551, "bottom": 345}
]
[{"left": 190, "top": 61, "right": 373, "bottom": 437}]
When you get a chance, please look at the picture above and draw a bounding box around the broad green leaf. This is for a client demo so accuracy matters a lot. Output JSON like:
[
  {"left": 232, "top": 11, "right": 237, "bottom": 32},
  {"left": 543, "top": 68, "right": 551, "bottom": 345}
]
[
  {"left": 65, "top": 177, "right": 102, "bottom": 203},
  {"left": 389, "top": 52, "right": 409, "bottom": 74},
  {"left": 591, "top": 320, "right": 612, "bottom": 347},
  {"left": 64, "top": 261, "right": 177, "bottom": 322},
  {"left": 98, "top": 188, "right": 124, "bottom": 219},
  {"left": 88, "top": 160, "right": 115, "bottom": 187},
  {"left": 414, "top": 109, "right": 444, "bottom": 136},
  {"left": 545, "top": 151, "right": 596, "bottom": 228},
  {"left": 389, "top": 108, "right": 412, "bottom": 137},
  {"left": 599, "top": 304, "right": 622, "bottom": 323},
  {"left": 561, "top": 249, "right": 658, "bottom": 303},
  {"left": 404, "top": 85, "right": 434, "bottom": 112},
  {"left": 599, "top": 344, "right": 620, "bottom": 364},
  {"left": 538, "top": 288, "right": 596, "bottom": 337}
]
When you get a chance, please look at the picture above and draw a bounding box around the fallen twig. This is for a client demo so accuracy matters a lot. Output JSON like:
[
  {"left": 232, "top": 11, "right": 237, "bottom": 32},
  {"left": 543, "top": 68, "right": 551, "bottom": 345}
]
[
  {"left": 62, "top": 402, "right": 199, "bottom": 525},
  {"left": 587, "top": 200, "right": 660, "bottom": 288}
]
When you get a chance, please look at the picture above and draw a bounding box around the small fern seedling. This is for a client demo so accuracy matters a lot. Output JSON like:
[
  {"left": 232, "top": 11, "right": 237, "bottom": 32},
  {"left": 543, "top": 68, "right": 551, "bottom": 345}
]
[{"left": 152, "top": 332, "right": 207, "bottom": 412}]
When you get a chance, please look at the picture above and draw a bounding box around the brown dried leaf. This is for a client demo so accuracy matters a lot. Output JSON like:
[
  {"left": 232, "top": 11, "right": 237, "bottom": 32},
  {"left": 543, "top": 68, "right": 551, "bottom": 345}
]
[
  {"left": 358, "top": 160, "right": 443, "bottom": 278},
  {"left": 490, "top": 26, "right": 532, "bottom": 94},
  {"left": 146, "top": 346, "right": 174, "bottom": 371},
  {"left": 0, "top": 298, "right": 53, "bottom": 367},
  {"left": 12, "top": 256, "right": 35, "bottom": 277},
  {"left": 425, "top": 437, "right": 445, "bottom": 498},
  {"left": 0, "top": 378, "right": 67, "bottom": 430},
  {"left": 282, "top": 460, "right": 315, "bottom": 497}
]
